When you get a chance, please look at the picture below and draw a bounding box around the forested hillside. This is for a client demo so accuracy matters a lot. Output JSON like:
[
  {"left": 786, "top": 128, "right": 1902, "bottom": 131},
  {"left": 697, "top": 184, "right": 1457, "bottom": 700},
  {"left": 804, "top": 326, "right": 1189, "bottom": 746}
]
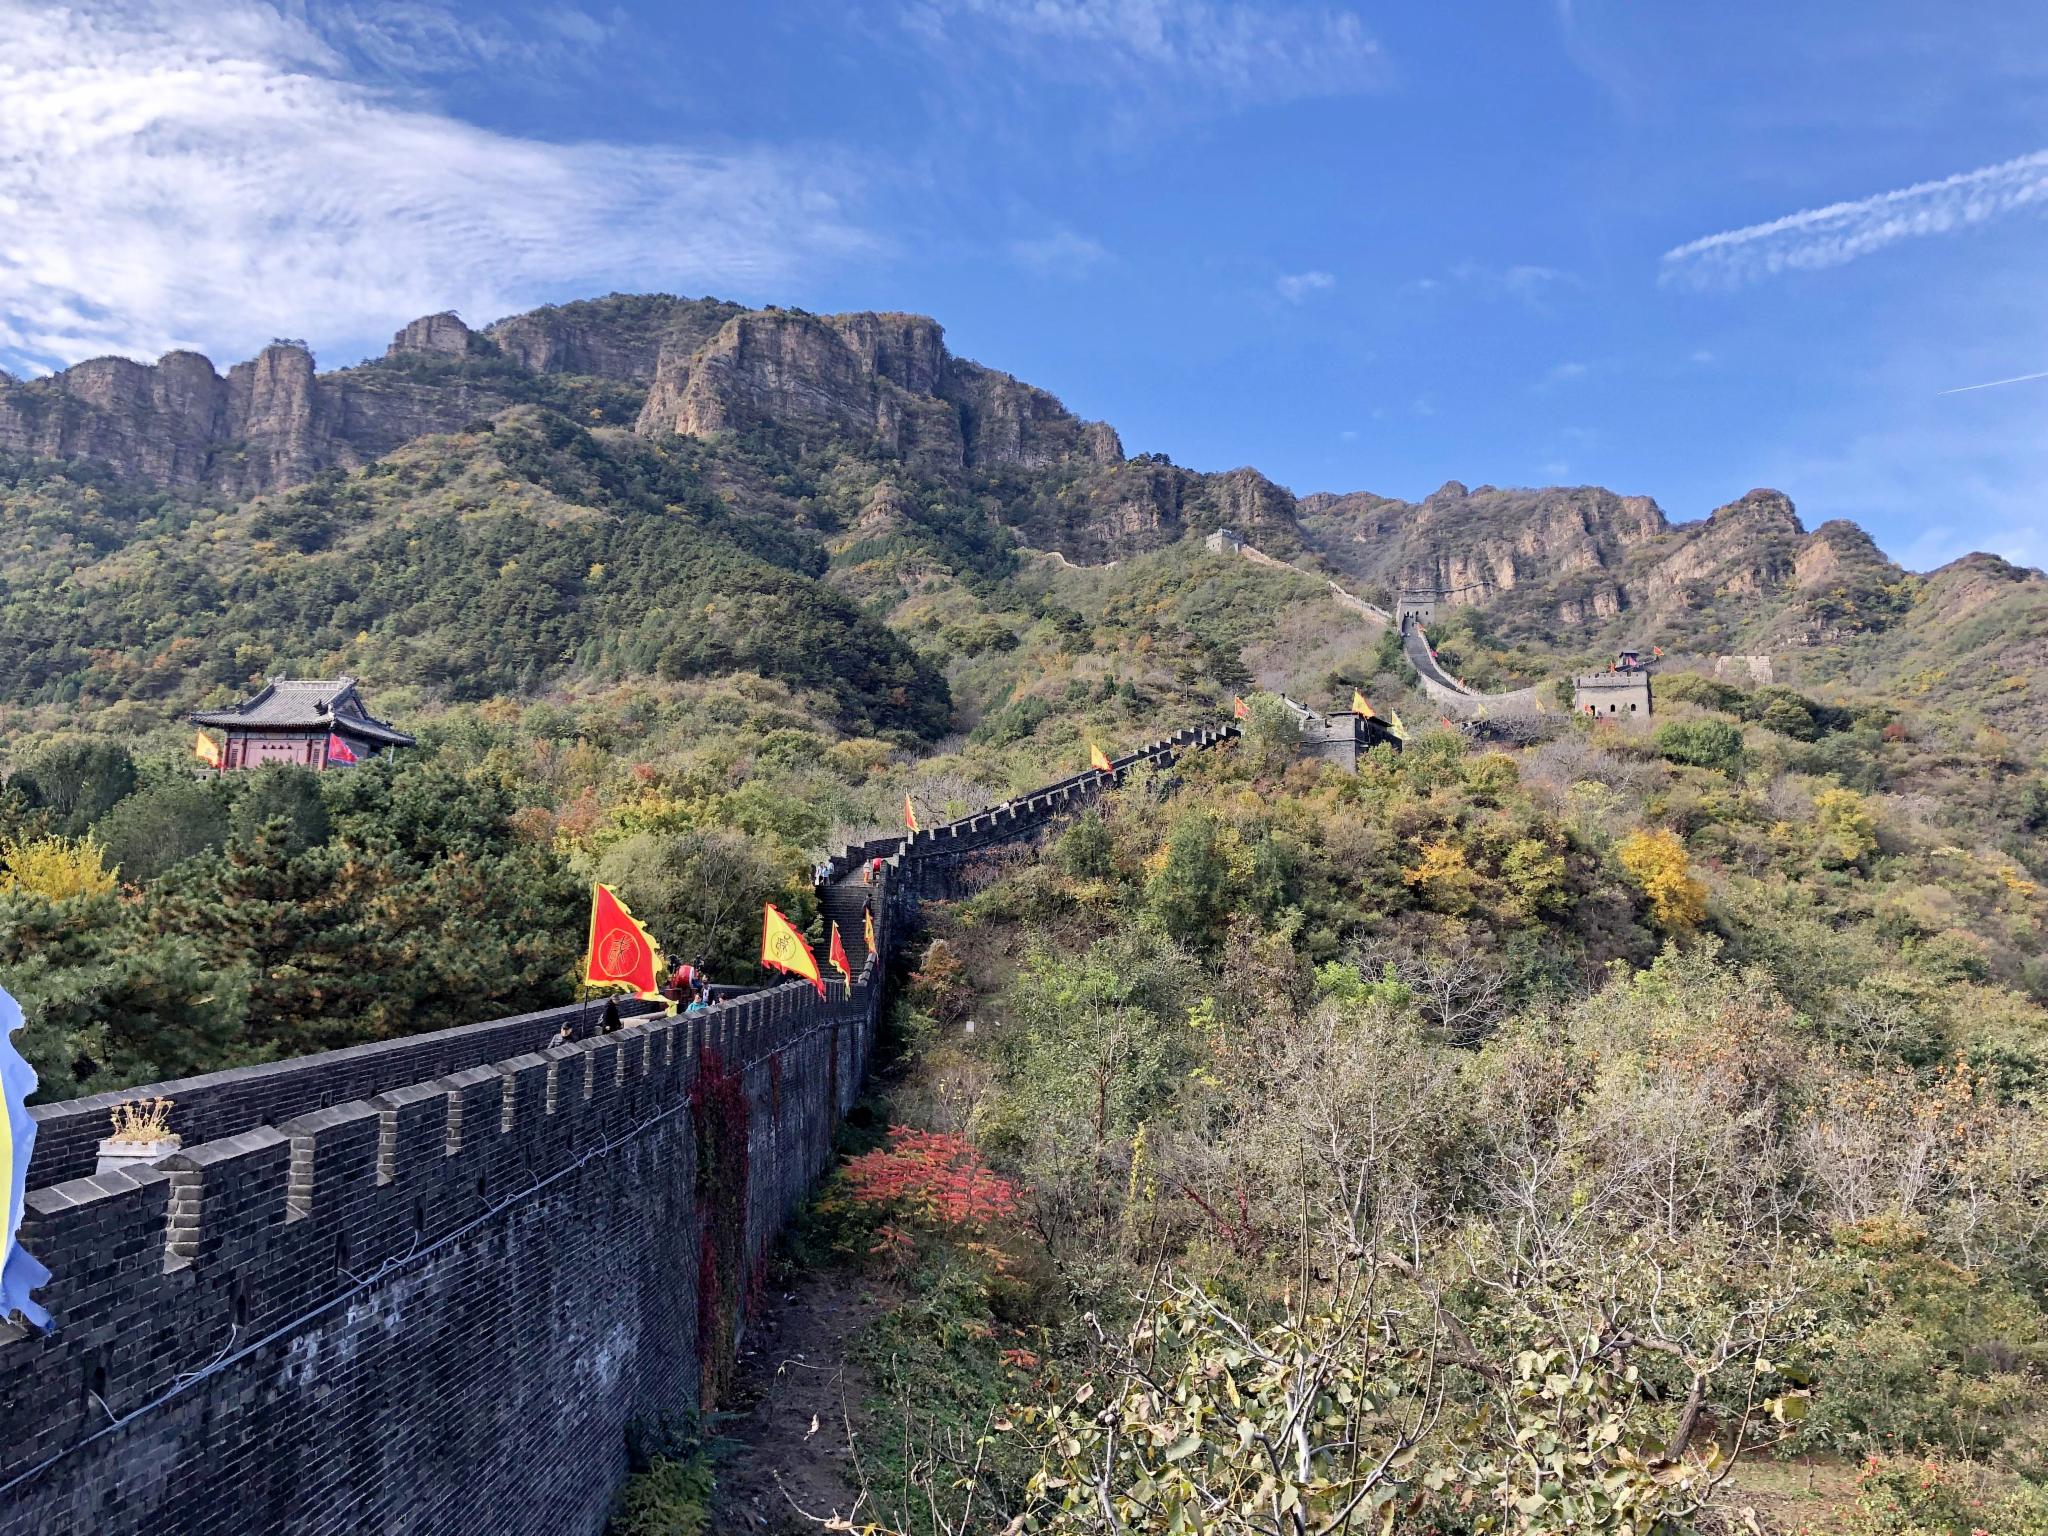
[{"left": 2, "top": 291, "right": 2046, "bottom": 1534}]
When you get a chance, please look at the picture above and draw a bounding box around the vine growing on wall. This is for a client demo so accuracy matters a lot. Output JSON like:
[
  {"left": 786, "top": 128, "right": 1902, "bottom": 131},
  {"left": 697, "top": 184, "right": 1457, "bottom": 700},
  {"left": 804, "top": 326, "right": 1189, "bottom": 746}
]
[{"left": 691, "top": 1045, "right": 749, "bottom": 1411}]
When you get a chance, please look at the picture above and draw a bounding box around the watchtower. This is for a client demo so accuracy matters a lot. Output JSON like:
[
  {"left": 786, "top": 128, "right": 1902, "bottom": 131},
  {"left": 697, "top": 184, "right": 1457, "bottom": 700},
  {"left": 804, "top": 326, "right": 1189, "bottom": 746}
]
[
  {"left": 1572, "top": 647, "right": 1655, "bottom": 722},
  {"left": 1396, "top": 576, "right": 1479, "bottom": 633},
  {"left": 1205, "top": 527, "right": 1246, "bottom": 555},
  {"left": 1274, "top": 694, "right": 1400, "bottom": 770}
]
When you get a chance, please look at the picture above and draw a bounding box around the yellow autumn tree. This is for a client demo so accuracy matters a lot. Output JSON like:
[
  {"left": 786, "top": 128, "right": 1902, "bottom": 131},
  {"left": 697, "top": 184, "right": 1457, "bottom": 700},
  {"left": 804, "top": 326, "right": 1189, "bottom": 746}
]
[
  {"left": 1403, "top": 837, "right": 1482, "bottom": 915},
  {"left": 0, "top": 834, "right": 119, "bottom": 901},
  {"left": 1616, "top": 827, "right": 1707, "bottom": 932},
  {"left": 1813, "top": 785, "right": 1880, "bottom": 869}
]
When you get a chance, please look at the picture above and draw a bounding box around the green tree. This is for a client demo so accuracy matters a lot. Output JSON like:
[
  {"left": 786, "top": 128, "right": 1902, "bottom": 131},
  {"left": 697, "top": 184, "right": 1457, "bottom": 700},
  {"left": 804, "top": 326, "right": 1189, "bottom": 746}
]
[
  {"left": 228, "top": 766, "right": 331, "bottom": 855},
  {"left": 1238, "top": 693, "right": 1303, "bottom": 776},
  {"left": 0, "top": 891, "right": 250, "bottom": 1097},
  {"left": 592, "top": 827, "right": 792, "bottom": 978},
  {"left": 1146, "top": 810, "right": 1235, "bottom": 947},
  {"left": 11, "top": 738, "right": 137, "bottom": 834},
  {"left": 95, "top": 777, "right": 231, "bottom": 883}
]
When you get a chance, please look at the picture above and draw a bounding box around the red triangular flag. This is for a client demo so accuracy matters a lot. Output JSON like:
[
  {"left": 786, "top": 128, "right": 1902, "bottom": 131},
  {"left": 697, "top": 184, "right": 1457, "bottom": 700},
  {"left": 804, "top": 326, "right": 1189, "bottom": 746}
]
[
  {"left": 325, "top": 732, "right": 358, "bottom": 766},
  {"left": 586, "top": 883, "right": 663, "bottom": 999},
  {"left": 828, "top": 922, "right": 852, "bottom": 983},
  {"left": 1233, "top": 696, "right": 1249, "bottom": 720}
]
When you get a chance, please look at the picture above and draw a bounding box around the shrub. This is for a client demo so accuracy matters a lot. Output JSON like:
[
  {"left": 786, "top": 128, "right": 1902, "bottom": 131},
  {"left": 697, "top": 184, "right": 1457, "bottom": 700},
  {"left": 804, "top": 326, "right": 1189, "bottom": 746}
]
[
  {"left": 1653, "top": 718, "right": 1745, "bottom": 775},
  {"left": 1814, "top": 784, "right": 1881, "bottom": 868}
]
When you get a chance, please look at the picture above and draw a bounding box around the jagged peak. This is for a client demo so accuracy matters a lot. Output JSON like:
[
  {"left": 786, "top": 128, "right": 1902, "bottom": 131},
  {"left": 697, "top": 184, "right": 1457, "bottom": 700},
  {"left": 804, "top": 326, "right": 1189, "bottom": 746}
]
[
  {"left": 1709, "top": 487, "right": 1804, "bottom": 534},
  {"left": 387, "top": 311, "right": 476, "bottom": 359}
]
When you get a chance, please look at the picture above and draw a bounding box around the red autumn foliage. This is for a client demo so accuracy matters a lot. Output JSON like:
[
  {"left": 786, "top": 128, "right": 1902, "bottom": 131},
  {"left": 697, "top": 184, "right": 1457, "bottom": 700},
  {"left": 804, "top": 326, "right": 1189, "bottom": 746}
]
[{"left": 842, "top": 1126, "right": 1021, "bottom": 1232}]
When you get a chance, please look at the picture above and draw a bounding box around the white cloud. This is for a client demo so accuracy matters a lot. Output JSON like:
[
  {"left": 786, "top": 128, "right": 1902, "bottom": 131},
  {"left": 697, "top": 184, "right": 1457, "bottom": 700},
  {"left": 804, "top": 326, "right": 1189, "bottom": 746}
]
[
  {"left": 320, "top": 1, "right": 621, "bottom": 79},
  {"left": 898, "top": 0, "right": 1385, "bottom": 107},
  {"left": 1276, "top": 270, "right": 1336, "bottom": 302},
  {"left": 1501, "top": 264, "right": 1574, "bottom": 302},
  {"left": 1661, "top": 148, "right": 2048, "bottom": 288},
  {"left": 1009, "top": 230, "right": 1109, "bottom": 275},
  {"left": 1428, "top": 261, "right": 1582, "bottom": 310},
  {"left": 0, "top": 0, "right": 874, "bottom": 370},
  {"left": 1541, "top": 360, "right": 1590, "bottom": 386},
  {"left": 1689, "top": 348, "right": 1717, "bottom": 364}
]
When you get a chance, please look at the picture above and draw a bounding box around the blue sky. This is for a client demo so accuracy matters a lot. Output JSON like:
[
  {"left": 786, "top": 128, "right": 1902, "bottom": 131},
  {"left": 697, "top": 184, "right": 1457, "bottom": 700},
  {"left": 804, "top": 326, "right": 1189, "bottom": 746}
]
[{"left": 5, "top": 1, "right": 2046, "bottom": 569}]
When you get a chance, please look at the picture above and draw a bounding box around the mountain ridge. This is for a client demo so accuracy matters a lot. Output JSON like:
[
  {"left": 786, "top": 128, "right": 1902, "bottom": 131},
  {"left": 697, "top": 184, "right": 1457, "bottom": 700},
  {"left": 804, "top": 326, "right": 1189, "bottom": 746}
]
[{"left": 2, "top": 290, "right": 2042, "bottom": 742}]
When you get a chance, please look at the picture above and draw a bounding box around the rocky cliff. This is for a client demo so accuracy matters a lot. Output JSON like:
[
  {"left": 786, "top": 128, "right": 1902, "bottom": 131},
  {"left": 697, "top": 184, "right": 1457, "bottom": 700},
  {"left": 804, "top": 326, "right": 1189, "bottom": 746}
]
[
  {"left": 1290, "top": 480, "right": 1930, "bottom": 649},
  {"left": 633, "top": 308, "right": 1124, "bottom": 475},
  {"left": 0, "top": 297, "right": 1124, "bottom": 497}
]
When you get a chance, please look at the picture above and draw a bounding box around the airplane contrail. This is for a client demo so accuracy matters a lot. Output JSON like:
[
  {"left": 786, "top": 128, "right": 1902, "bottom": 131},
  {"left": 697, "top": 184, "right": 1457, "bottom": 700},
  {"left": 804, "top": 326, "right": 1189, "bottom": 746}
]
[{"left": 1937, "top": 369, "right": 2048, "bottom": 395}]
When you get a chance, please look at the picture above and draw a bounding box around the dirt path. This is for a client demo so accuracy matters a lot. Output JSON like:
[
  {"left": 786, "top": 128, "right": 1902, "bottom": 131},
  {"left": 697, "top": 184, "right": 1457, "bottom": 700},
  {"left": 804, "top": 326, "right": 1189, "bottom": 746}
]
[{"left": 712, "top": 1265, "right": 895, "bottom": 1534}]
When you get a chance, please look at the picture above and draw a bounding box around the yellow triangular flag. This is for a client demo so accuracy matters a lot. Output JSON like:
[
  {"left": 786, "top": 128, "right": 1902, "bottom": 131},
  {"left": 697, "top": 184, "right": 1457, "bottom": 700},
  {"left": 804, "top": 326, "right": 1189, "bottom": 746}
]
[
  {"left": 760, "top": 903, "right": 824, "bottom": 996},
  {"left": 1089, "top": 742, "right": 1113, "bottom": 774},
  {"left": 1351, "top": 689, "right": 1374, "bottom": 718},
  {"left": 193, "top": 730, "right": 222, "bottom": 768},
  {"left": 1389, "top": 710, "right": 1409, "bottom": 743}
]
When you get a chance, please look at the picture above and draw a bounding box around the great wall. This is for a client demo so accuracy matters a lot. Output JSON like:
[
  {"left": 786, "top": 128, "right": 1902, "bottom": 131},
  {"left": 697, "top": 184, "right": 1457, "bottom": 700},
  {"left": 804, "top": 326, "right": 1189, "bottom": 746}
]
[
  {"left": 0, "top": 723, "right": 1238, "bottom": 1536},
  {"left": 1206, "top": 528, "right": 1653, "bottom": 728}
]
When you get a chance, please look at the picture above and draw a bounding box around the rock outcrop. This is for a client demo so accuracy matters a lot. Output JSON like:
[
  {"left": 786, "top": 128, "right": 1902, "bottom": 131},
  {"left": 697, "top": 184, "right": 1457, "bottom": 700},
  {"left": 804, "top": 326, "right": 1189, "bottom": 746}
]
[
  {"left": 1297, "top": 482, "right": 1667, "bottom": 626},
  {"left": 486, "top": 295, "right": 744, "bottom": 381},
  {"left": 632, "top": 308, "right": 1124, "bottom": 475}
]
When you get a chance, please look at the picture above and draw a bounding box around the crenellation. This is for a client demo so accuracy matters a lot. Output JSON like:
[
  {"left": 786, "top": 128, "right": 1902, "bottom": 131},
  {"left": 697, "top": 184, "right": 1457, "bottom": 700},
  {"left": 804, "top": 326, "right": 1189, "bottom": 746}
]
[
  {"left": 27, "top": 998, "right": 664, "bottom": 1188},
  {"left": 440, "top": 1065, "right": 503, "bottom": 1157},
  {"left": 159, "top": 1128, "right": 292, "bottom": 1279},
  {"left": 277, "top": 1102, "right": 381, "bottom": 1240}
]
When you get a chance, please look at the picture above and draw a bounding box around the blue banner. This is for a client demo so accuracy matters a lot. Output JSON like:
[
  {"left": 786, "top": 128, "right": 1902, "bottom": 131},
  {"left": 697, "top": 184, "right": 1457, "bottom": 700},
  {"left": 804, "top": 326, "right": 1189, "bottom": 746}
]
[{"left": 0, "top": 987, "right": 51, "bottom": 1329}]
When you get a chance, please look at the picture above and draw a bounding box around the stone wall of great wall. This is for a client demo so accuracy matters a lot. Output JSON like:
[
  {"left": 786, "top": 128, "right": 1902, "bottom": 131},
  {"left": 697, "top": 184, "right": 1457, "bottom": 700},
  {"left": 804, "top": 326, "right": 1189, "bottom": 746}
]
[
  {"left": 0, "top": 720, "right": 1238, "bottom": 1536},
  {"left": 1402, "top": 622, "right": 1553, "bottom": 724}
]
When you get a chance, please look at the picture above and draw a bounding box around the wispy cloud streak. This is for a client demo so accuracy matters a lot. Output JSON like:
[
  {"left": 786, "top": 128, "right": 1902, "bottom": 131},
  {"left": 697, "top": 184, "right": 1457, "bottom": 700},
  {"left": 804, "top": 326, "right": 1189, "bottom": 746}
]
[
  {"left": 898, "top": 0, "right": 1385, "bottom": 108},
  {"left": 1936, "top": 369, "right": 2048, "bottom": 396},
  {"left": 1276, "top": 270, "right": 1335, "bottom": 302},
  {"left": 1662, "top": 149, "right": 2048, "bottom": 287},
  {"left": 0, "top": 0, "right": 872, "bottom": 371}
]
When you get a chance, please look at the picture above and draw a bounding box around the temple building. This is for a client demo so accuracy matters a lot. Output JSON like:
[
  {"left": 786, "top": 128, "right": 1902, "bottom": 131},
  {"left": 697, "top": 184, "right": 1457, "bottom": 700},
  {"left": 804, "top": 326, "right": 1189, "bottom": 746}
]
[{"left": 190, "top": 676, "right": 414, "bottom": 771}]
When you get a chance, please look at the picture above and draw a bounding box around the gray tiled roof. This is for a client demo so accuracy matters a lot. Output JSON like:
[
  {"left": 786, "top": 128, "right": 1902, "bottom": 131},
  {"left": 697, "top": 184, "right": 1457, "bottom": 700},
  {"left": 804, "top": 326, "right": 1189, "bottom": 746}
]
[{"left": 190, "top": 676, "right": 416, "bottom": 746}]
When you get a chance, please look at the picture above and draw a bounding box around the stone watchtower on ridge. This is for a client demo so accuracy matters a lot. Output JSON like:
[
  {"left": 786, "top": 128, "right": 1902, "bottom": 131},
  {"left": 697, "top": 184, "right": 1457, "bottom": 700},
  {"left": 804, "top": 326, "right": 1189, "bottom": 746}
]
[
  {"left": 1274, "top": 694, "right": 1400, "bottom": 771},
  {"left": 1205, "top": 527, "right": 1246, "bottom": 555},
  {"left": 1571, "top": 647, "right": 1655, "bottom": 722}
]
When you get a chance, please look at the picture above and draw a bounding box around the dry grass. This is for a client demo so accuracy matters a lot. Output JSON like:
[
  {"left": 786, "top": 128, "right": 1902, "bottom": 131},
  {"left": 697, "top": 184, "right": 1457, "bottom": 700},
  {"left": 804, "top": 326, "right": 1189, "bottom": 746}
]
[
  {"left": 108, "top": 1095, "right": 176, "bottom": 1143},
  {"left": 1720, "top": 1457, "right": 1862, "bottom": 1535}
]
